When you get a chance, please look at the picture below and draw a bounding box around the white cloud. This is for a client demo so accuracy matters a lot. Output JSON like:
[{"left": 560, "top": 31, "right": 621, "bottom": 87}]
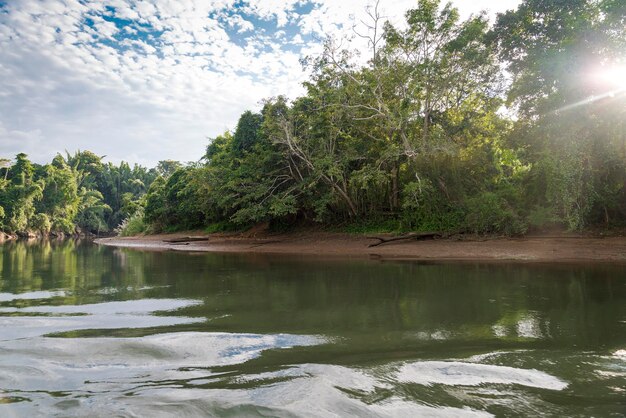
[{"left": 0, "top": 0, "right": 521, "bottom": 167}]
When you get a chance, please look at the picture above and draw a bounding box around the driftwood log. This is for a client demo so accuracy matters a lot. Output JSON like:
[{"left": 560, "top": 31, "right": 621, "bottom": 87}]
[
  {"left": 163, "top": 236, "right": 209, "bottom": 243},
  {"left": 367, "top": 232, "right": 443, "bottom": 248}
]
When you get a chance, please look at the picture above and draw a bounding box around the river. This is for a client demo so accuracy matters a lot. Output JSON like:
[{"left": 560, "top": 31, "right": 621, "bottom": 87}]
[{"left": 0, "top": 240, "right": 624, "bottom": 416}]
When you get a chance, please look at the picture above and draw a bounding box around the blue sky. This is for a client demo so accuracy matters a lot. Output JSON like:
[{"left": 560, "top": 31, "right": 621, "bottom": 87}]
[{"left": 0, "top": 0, "right": 521, "bottom": 167}]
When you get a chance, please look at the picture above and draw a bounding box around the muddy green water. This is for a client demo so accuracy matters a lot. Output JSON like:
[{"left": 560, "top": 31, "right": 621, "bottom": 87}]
[{"left": 0, "top": 240, "right": 624, "bottom": 417}]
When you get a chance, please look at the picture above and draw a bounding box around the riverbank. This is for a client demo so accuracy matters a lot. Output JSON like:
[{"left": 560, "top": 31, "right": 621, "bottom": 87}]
[{"left": 95, "top": 231, "right": 626, "bottom": 263}]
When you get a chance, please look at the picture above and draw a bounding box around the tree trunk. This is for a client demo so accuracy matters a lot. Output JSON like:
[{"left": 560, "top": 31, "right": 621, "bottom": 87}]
[
  {"left": 423, "top": 85, "right": 431, "bottom": 144},
  {"left": 391, "top": 163, "right": 399, "bottom": 211},
  {"left": 332, "top": 181, "right": 358, "bottom": 218}
]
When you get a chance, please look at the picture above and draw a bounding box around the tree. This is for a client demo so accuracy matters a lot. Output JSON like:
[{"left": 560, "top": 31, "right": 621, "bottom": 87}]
[
  {"left": 492, "top": 0, "right": 626, "bottom": 228},
  {"left": 144, "top": 176, "right": 167, "bottom": 229},
  {"left": 232, "top": 111, "right": 264, "bottom": 154},
  {"left": 96, "top": 161, "right": 157, "bottom": 229},
  {"left": 39, "top": 156, "right": 80, "bottom": 232},
  {"left": 156, "top": 160, "right": 182, "bottom": 178},
  {"left": 65, "top": 150, "right": 104, "bottom": 189},
  {"left": 0, "top": 158, "right": 11, "bottom": 181},
  {"left": 203, "top": 114, "right": 301, "bottom": 225},
  {"left": 75, "top": 189, "right": 111, "bottom": 233},
  {"left": 0, "top": 154, "right": 43, "bottom": 232},
  {"left": 12, "top": 153, "right": 34, "bottom": 186}
]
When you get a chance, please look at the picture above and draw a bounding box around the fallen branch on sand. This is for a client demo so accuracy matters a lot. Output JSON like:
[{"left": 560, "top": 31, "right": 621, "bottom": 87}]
[
  {"left": 247, "top": 239, "right": 284, "bottom": 248},
  {"left": 367, "top": 232, "right": 443, "bottom": 247},
  {"left": 163, "top": 236, "right": 209, "bottom": 243}
]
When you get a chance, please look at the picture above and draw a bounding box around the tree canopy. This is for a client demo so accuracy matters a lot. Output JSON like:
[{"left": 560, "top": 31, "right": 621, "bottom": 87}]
[{"left": 3, "top": 0, "right": 624, "bottom": 237}]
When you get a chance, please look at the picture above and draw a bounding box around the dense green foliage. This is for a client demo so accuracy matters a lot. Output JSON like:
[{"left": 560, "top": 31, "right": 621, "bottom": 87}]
[
  {"left": 134, "top": 0, "right": 624, "bottom": 235},
  {"left": 490, "top": 0, "right": 626, "bottom": 230},
  {"left": 0, "top": 151, "right": 158, "bottom": 236},
  {"left": 3, "top": 0, "right": 625, "bottom": 237}
]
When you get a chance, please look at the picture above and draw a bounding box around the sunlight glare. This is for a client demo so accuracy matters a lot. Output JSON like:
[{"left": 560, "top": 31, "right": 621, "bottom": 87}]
[
  {"left": 594, "top": 65, "right": 626, "bottom": 91},
  {"left": 557, "top": 65, "right": 626, "bottom": 113}
]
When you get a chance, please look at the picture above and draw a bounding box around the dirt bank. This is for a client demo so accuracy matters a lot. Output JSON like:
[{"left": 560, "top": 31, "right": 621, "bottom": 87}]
[{"left": 95, "top": 231, "right": 626, "bottom": 263}]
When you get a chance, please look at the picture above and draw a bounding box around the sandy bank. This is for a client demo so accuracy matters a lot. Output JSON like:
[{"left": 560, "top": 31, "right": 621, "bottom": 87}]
[{"left": 95, "top": 231, "right": 626, "bottom": 263}]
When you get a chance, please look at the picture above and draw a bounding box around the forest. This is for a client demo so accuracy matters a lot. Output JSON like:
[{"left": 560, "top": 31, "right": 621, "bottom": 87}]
[
  {"left": 0, "top": 152, "right": 177, "bottom": 237},
  {"left": 1, "top": 0, "right": 624, "bottom": 238}
]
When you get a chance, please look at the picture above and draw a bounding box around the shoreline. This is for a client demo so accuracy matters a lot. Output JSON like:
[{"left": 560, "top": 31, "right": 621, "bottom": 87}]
[{"left": 95, "top": 232, "right": 626, "bottom": 264}]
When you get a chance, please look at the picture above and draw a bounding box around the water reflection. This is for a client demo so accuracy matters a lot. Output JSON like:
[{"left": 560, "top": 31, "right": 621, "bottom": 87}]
[
  {"left": 0, "top": 240, "right": 624, "bottom": 416},
  {"left": 0, "top": 290, "right": 66, "bottom": 302},
  {"left": 0, "top": 332, "right": 326, "bottom": 416},
  {"left": 396, "top": 361, "right": 567, "bottom": 389},
  {"left": 0, "top": 299, "right": 203, "bottom": 340}
]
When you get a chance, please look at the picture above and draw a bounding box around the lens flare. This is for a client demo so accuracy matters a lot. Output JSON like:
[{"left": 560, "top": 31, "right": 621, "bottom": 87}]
[
  {"left": 555, "top": 65, "right": 626, "bottom": 113},
  {"left": 594, "top": 65, "right": 626, "bottom": 91}
]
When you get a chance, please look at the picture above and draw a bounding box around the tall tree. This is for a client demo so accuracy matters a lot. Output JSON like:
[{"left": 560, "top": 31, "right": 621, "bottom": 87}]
[{"left": 492, "top": 0, "right": 626, "bottom": 228}]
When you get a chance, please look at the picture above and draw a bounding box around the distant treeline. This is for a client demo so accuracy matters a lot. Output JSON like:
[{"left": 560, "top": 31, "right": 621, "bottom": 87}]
[
  {"left": 2, "top": 0, "right": 625, "bottom": 237},
  {"left": 0, "top": 152, "right": 180, "bottom": 237}
]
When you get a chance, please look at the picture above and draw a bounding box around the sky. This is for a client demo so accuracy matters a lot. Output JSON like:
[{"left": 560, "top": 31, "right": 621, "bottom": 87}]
[{"left": 0, "top": 0, "right": 522, "bottom": 167}]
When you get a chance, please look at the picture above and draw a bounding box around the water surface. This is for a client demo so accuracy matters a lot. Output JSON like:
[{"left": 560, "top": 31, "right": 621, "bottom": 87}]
[{"left": 0, "top": 240, "right": 624, "bottom": 416}]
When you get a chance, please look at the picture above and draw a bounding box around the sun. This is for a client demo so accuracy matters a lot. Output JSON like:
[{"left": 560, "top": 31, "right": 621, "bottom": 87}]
[{"left": 594, "top": 65, "right": 626, "bottom": 91}]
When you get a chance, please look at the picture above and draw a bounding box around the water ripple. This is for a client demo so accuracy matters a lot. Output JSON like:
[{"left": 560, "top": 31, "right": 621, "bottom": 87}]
[
  {"left": 397, "top": 361, "right": 568, "bottom": 390},
  {"left": 0, "top": 299, "right": 203, "bottom": 340}
]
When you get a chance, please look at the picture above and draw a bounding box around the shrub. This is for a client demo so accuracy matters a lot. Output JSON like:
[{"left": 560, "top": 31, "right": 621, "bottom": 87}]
[
  {"left": 400, "top": 179, "right": 465, "bottom": 232},
  {"left": 52, "top": 217, "right": 75, "bottom": 234},
  {"left": 116, "top": 209, "right": 147, "bottom": 237},
  {"left": 30, "top": 213, "right": 51, "bottom": 235},
  {"left": 540, "top": 152, "right": 594, "bottom": 231},
  {"left": 527, "top": 205, "right": 558, "bottom": 229},
  {"left": 465, "top": 191, "right": 527, "bottom": 236}
]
